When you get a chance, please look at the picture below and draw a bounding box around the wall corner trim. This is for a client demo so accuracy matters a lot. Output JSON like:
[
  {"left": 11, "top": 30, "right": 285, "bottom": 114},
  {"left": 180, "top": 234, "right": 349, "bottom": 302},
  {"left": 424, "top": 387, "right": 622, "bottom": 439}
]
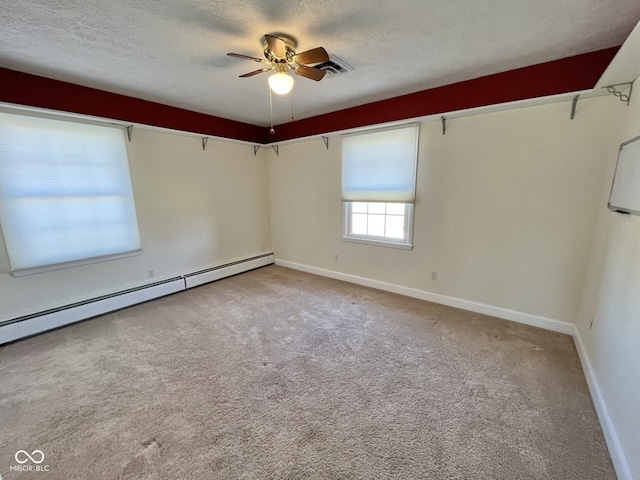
[{"left": 573, "top": 329, "right": 634, "bottom": 480}]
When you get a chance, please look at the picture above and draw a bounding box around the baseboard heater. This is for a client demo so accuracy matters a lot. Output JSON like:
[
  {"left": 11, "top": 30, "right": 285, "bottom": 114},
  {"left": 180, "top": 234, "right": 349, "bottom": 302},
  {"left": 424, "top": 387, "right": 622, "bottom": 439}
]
[
  {"left": 183, "top": 253, "right": 273, "bottom": 289},
  {"left": 0, "top": 253, "right": 274, "bottom": 345}
]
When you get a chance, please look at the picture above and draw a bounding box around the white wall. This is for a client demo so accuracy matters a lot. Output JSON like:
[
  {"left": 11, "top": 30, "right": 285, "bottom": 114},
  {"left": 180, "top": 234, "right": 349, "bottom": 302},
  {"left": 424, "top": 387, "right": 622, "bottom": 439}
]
[
  {"left": 268, "top": 97, "right": 617, "bottom": 325},
  {"left": 0, "top": 128, "right": 271, "bottom": 322},
  {"left": 576, "top": 95, "right": 640, "bottom": 480}
]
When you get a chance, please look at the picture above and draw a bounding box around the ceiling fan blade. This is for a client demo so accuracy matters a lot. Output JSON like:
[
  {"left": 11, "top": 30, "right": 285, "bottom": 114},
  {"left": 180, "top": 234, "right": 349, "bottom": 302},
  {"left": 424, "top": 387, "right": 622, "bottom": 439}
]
[
  {"left": 265, "top": 34, "right": 287, "bottom": 58},
  {"left": 239, "top": 68, "right": 271, "bottom": 78},
  {"left": 295, "top": 65, "right": 326, "bottom": 82},
  {"left": 227, "top": 53, "right": 268, "bottom": 63},
  {"left": 293, "top": 47, "right": 329, "bottom": 65}
]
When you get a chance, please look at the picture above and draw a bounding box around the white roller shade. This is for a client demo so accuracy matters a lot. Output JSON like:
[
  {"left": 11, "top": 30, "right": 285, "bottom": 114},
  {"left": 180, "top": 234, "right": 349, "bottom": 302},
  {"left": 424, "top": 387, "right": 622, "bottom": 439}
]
[
  {"left": 342, "top": 125, "right": 419, "bottom": 203},
  {"left": 0, "top": 111, "right": 141, "bottom": 275}
]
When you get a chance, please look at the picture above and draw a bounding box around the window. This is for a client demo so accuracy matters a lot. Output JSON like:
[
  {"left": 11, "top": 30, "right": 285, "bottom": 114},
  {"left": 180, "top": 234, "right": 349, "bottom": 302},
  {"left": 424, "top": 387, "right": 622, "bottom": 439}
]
[
  {"left": 344, "top": 202, "right": 413, "bottom": 247},
  {"left": 0, "top": 111, "right": 141, "bottom": 276},
  {"left": 341, "top": 125, "right": 418, "bottom": 249}
]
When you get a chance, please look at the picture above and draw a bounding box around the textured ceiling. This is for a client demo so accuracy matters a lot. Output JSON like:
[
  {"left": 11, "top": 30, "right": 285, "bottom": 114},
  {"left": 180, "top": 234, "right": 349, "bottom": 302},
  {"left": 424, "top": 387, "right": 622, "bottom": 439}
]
[{"left": 0, "top": 0, "right": 638, "bottom": 127}]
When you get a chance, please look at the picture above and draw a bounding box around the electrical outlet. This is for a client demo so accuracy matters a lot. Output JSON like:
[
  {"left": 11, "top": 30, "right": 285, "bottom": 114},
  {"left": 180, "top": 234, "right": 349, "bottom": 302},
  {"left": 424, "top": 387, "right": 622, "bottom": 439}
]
[
  {"left": 148, "top": 269, "right": 155, "bottom": 279},
  {"left": 431, "top": 270, "right": 438, "bottom": 281}
]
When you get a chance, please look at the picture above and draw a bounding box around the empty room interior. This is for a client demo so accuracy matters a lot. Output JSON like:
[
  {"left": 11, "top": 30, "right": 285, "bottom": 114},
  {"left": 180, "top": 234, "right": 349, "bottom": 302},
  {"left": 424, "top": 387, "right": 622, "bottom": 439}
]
[{"left": 1, "top": 1, "right": 639, "bottom": 479}]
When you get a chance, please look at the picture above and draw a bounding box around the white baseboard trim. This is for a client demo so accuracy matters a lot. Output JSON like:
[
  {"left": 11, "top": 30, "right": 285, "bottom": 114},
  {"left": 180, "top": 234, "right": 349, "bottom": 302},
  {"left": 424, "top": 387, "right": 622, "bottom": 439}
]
[
  {"left": 573, "top": 329, "right": 633, "bottom": 480},
  {"left": 275, "top": 259, "right": 575, "bottom": 335}
]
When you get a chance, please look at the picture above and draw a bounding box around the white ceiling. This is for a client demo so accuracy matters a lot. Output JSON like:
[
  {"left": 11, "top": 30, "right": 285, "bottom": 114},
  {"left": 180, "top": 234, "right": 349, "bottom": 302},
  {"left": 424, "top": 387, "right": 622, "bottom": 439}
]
[{"left": 1, "top": 0, "right": 638, "bottom": 127}]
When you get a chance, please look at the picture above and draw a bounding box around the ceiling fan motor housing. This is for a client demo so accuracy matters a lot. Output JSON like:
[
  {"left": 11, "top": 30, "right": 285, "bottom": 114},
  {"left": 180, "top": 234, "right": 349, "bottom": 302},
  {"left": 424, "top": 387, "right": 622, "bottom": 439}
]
[{"left": 262, "top": 34, "right": 297, "bottom": 62}]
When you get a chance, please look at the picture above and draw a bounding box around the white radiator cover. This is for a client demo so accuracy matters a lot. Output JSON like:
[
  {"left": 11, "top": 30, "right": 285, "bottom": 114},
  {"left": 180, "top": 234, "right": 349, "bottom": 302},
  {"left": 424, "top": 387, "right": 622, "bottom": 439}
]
[{"left": 0, "top": 253, "right": 274, "bottom": 345}]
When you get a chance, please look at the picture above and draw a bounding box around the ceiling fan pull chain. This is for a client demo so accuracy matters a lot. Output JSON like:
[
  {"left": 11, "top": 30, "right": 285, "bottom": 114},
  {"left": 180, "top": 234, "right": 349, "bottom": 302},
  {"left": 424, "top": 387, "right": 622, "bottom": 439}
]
[
  {"left": 291, "top": 88, "right": 295, "bottom": 123},
  {"left": 269, "top": 87, "right": 275, "bottom": 135}
]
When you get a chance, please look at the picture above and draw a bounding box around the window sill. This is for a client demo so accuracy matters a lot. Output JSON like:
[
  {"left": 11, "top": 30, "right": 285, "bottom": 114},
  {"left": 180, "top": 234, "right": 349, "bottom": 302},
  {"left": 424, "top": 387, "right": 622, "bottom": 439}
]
[
  {"left": 341, "top": 235, "right": 413, "bottom": 250},
  {"left": 10, "top": 249, "right": 142, "bottom": 277}
]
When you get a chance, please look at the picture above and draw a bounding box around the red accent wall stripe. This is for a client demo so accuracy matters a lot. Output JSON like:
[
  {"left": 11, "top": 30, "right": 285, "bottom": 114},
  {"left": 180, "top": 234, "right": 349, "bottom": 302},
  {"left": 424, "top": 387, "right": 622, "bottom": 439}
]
[
  {"left": 0, "top": 46, "right": 619, "bottom": 144},
  {"left": 0, "top": 68, "right": 263, "bottom": 143},
  {"left": 269, "top": 46, "right": 619, "bottom": 142}
]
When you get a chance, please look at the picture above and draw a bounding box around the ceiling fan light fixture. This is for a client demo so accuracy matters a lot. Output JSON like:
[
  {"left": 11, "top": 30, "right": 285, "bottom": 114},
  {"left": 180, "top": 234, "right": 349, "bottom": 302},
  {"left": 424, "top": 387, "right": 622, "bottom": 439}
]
[
  {"left": 228, "top": 33, "right": 329, "bottom": 99},
  {"left": 268, "top": 71, "right": 294, "bottom": 95}
]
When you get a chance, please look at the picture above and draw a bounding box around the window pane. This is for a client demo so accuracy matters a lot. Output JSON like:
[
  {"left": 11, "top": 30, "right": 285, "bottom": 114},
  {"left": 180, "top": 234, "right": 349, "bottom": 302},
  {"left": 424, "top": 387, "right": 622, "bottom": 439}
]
[
  {"left": 344, "top": 202, "right": 412, "bottom": 247},
  {"left": 368, "top": 214, "right": 385, "bottom": 236},
  {"left": 351, "top": 213, "right": 368, "bottom": 235},
  {"left": 385, "top": 215, "right": 405, "bottom": 239},
  {"left": 352, "top": 202, "right": 368, "bottom": 213},
  {"left": 368, "top": 202, "right": 386, "bottom": 214},
  {"left": 386, "top": 202, "right": 405, "bottom": 215}
]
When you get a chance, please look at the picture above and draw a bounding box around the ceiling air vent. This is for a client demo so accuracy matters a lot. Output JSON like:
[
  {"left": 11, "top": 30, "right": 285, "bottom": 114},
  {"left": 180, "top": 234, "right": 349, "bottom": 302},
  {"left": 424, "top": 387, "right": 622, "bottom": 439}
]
[{"left": 313, "top": 55, "right": 354, "bottom": 75}]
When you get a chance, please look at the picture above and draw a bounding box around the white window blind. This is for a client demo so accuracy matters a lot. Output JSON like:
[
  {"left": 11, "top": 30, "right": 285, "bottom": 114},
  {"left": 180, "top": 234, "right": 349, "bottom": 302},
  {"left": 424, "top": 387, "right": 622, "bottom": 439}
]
[
  {"left": 0, "top": 111, "right": 141, "bottom": 276},
  {"left": 342, "top": 125, "right": 419, "bottom": 203}
]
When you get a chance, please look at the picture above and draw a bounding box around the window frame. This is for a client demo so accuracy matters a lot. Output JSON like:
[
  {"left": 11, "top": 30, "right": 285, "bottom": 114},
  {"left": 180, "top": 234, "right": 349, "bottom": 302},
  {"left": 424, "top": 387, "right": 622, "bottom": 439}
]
[
  {"left": 340, "top": 124, "right": 419, "bottom": 250},
  {"left": 342, "top": 201, "right": 414, "bottom": 250}
]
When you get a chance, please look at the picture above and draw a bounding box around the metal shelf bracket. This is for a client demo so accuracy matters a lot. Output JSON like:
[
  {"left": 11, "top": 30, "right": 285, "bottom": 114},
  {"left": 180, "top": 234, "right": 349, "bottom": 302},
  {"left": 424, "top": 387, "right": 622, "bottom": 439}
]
[
  {"left": 441, "top": 116, "right": 446, "bottom": 135},
  {"left": 126, "top": 125, "right": 133, "bottom": 142},
  {"left": 253, "top": 145, "right": 261, "bottom": 156},
  {"left": 272, "top": 145, "right": 279, "bottom": 156},
  {"left": 570, "top": 95, "right": 580, "bottom": 120},
  {"left": 604, "top": 82, "right": 633, "bottom": 106},
  {"left": 202, "top": 137, "right": 209, "bottom": 151},
  {"left": 322, "top": 136, "right": 329, "bottom": 149}
]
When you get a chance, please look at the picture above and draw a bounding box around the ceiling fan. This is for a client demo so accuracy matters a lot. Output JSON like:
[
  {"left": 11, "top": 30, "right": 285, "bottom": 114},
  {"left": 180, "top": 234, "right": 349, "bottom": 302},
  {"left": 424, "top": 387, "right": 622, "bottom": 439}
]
[{"left": 227, "top": 34, "right": 330, "bottom": 95}]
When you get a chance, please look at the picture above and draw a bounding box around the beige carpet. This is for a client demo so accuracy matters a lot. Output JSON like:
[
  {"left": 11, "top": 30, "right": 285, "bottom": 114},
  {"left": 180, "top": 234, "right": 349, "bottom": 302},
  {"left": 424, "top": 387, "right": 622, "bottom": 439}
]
[{"left": 0, "top": 265, "right": 614, "bottom": 479}]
